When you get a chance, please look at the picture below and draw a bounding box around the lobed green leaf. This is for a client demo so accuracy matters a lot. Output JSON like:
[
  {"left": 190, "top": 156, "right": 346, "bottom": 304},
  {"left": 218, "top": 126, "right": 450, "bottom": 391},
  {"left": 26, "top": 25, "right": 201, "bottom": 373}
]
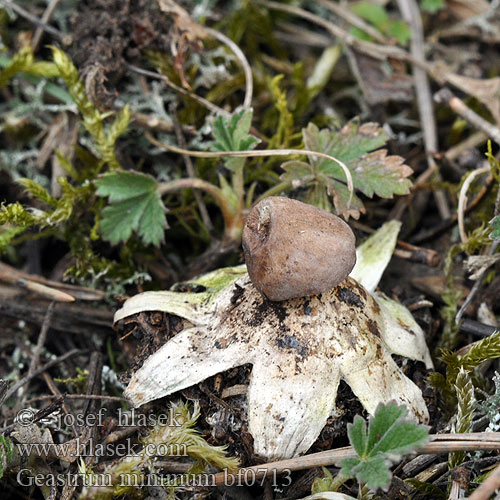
[
  {"left": 96, "top": 172, "right": 167, "bottom": 246},
  {"left": 340, "top": 402, "right": 429, "bottom": 491},
  {"left": 210, "top": 109, "right": 260, "bottom": 171},
  {"left": 282, "top": 120, "right": 413, "bottom": 218}
]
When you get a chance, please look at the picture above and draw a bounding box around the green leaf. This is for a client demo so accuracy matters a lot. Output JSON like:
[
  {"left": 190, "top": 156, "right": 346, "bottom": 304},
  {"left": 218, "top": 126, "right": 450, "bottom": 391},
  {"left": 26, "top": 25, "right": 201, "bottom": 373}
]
[
  {"left": 351, "top": 454, "right": 392, "bottom": 490},
  {"left": 282, "top": 120, "right": 413, "bottom": 218},
  {"left": 210, "top": 109, "right": 260, "bottom": 172},
  {"left": 371, "top": 419, "right": 429, "bottom": 457},
  {"left": 96, "top": 171, "right": 156, "bottom": 202},
  {"left": 340, "top": 402, "right": 429, "bottom": 491},
  {"left": 0, "top": 436, "right": 13, "bottom": 479},
  {"left": 340, "top": 457, "right": 361, "bottom": 479},
  {"left": 96, "top": 172, "right": 167, "bottom": 246},
  {"left": 349, "top": 150, "right": 413, "bottom": 198},
  {"left": 352, "top": 2, "right": 389, "bottom": 30},
  {"left": 491, "top": 215, "right": 500, "bottom": 240},
  {"left": 0, "top": 46, "right": 33, "bottom": 89},
  {"left": 311, "top": 467, "right": 334, "bottom": 494},
  {"left": 366, "top": 402, "right": 408, "bottom": 452},
  {"left": 348, "top": 415, "right": 368, "bottom": 457},
  {"left": 421, "top": 0, "right": 445, "bottom": 13},
  {"left": 280, "top": 160, "right": 314, "bottom": 186},
  {"left": 18, "top": 178, "right": 58, "bottom": 207},
  {"left": 388, "top": 21, "right": 411, "bottom": 45},
  {"left": 369, "top": 402, "right": 428, "bottom": 457}
]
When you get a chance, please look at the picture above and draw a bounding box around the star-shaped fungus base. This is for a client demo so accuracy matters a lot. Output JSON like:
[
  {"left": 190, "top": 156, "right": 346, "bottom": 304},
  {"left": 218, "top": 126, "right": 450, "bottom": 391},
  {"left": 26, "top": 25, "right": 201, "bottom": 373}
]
[{"left": 116, "top": 271, "right": 432, "bottom": 461}]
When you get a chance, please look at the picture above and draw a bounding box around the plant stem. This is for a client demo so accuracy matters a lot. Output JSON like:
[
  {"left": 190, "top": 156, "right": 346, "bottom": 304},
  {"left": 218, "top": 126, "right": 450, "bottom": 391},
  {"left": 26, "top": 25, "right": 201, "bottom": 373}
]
[
  {"left": 255, "top": 180, "right": 292, "bottom": 203},
  {"left": 157, "top": 178, "right": 242, "bottom": 243}
]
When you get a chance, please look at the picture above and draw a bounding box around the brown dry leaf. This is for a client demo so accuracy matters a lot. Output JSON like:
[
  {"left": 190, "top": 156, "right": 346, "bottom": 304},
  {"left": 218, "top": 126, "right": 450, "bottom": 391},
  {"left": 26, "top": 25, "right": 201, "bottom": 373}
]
[
  {"left": 444, "top": 73, "right": 500, "bottom": 124},
  {"left": 411, "top": 275, "right": 468, "bottom": 302},
  {"left": 447, "top": 0, "right": 490, "bottom": 20},
  {"left": 156, "top": 0, "right": 208, "bottom": 88},
  {"left": 156, "top": 0, "right": 207, "bottom": 43},
  {"left": 347, "top": 50, "right": 413, "bottom": 105}
]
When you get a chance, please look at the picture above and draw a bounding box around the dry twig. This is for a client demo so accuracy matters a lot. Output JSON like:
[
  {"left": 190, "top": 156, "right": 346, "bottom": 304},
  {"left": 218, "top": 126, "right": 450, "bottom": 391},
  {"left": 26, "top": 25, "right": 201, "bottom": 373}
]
[
  {"left": 468, "top": 460, "right": 500, "bottom": 500},
  {"left": 435, "top": 89, "right": 500, "bottom": 145},
  {"left": 396, "top": 0, "right": 450, "bottom": 220},
  {"left": 0, "top": 0, "right": 70, "bottom": 44},
  {"left": 32, "top": 0, "right": 62, "bottom": 50},
  {"left": 209, "top": 433, "right": 500, "bottom": 486},
  {"left": 205, "top": 27, "right": 253, "bottom": 108}
]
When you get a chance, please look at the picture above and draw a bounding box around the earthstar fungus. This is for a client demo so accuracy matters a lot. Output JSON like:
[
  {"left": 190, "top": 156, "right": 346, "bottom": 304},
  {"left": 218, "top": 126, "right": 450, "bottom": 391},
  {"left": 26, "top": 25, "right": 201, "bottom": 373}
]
[{"left": 115, "top": 216, "right": 433, "bottom": 461}]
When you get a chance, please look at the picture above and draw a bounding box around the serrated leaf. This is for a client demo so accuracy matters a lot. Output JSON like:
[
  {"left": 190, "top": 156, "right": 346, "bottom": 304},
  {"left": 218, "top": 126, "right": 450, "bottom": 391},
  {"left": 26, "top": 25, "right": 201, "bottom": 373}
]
[
  {"left": 339, "top": 457, "right": 361, "bottom": 479},
  {"left": 351, "top": 455, "right": 392, "bottom": 491},
  {"left": 137, "top": 192, "right": 168, "bottom": 246},
  {"left": 210, "top": 109, "right": 260, "bottom": 172},
  {"left": 96, "top": 171, "right": 157, "bottom": 202},
  {"left": 353, "top": 150, "right": 413, "bottom": 198},
  {"left": 370, "top": 420, "right": 429, "bottom": 457},
  {"left": 347, "top": 415, "right": 368, "bottom": 457},
  {"left": 340, "top": 402, "right": 429, "bottom": 491},
  {"left": 304, "top": 121, "right": 389, "bottom": 165},
  {"left": 491, "top": 215, "right": 500, "bottom": 240},
  {"left": 326, "top": 179, "right": 365, "bottom": 220},
  {"left": 96, "top": 172, "right": 167, "bottom": 246},
  {"left": 282, "top": 120, "right": 413, "bottom": 218},
  {"left": 366, "top": 401, "right": 408, "bottom": 453}
]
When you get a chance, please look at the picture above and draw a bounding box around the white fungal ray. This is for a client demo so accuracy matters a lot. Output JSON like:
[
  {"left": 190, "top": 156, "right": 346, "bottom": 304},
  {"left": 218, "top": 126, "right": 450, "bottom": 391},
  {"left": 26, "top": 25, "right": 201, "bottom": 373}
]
[
  {"left": 350, "top": 220, "right": 401, "bottom": 294},
  {"left": 376, "top": 293, "right": 434, "bottom": 370},
  {"left": 115, "top": 223, "right": 433, "bottom": 460}
]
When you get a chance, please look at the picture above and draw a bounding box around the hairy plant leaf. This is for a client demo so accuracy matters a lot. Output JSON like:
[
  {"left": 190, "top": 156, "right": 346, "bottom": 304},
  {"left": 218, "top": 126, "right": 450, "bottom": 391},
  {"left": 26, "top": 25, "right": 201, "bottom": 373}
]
[
  {"left": 282, "top": 120, "right": 413, "bottom": 218},
  {"left": 340, "top": 402, "right": 429, "bottom": 491},
  {"left": 366, "top": 402, "right": 408, "bottom": 453},
  {"left": 96, "top": 171, "right": 167, "bottom": 246},
  {"left": 210, "top": 109, "right": 260, "bottom": 171},
  {"left": 348, "top": 415, "right": 368, "bottom": 457},
  {"left": 351, "top": 454, "right": 391, "bottom": 490}
]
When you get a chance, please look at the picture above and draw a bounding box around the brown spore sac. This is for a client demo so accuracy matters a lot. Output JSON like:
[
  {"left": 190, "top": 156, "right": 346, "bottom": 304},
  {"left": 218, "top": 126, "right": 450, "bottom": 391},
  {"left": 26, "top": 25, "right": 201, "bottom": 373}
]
[{"left": 242, "top": 197, "right": 356, "bottom": 301}]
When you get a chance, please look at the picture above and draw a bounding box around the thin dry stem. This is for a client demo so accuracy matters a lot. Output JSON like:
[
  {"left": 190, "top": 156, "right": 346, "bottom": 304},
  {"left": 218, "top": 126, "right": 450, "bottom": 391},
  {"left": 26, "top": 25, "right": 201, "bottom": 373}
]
[
  {"left": 209, "top": 433, "right": 500, "bottom": 486},
  {"left": 457, "top": 165, "right": 491, "bottom": 244},
  {"left": 317, "top": 0, "right": 389, "bottom": 44},
  {"left": 468, "top": 460, "right": 500, "bottom": 500},
  {"left": 128, "top": 64, "right": 231, "bottom": 117},
  {"left": 0, "top": 0, "right": 70, "bottom": 43},
  {"left": 205, "top": 27, "right": 253, "bottom": 108},
  {"left": 148, "top": 136, "right": 354, "bottom": 210},
  {"left": 397, "top": 0, "right": 450, "bottom": 220},
  {"left": 435, "top": 89, "right": 500, "bottom": 145},
  {"left": 32, "top": 0, "right": 62, "bottom": 50}
]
